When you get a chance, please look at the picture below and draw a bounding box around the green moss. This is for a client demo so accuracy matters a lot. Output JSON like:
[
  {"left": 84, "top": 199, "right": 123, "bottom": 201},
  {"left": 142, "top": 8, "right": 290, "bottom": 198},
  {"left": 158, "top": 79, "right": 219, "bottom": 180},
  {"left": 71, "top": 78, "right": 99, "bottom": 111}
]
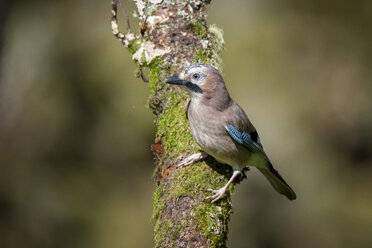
[
  {"left": 152, "top": 159, "right": 234, "bottom": 247},
  {"left": 209, "top": 24, "right": 225, "bottom": 53},
  {"left": 194, "top": 47, "right": 211, "bottom": 64},
  {"left": 147, "top": 57, "right": 167, "bottom": 99},
  {"left": 154, "top": 217, "right": 174, "bottom": 247},
  {"left": 194, "top": 201, "right": 231, "bottom": 248},
  {"left": 172, "top": 162, "right": 223, "bottom": 199},
  {"left": 127, "top": 39, "right": 140, "bottom": 55},
  {"left": 146, "top": 57, "right": 198, "bottom": 161},
  {"left": 152, "top": 160, "right": 234, "bottom": 247},
  {"left": 194, "top": 187, "right": 234, "bottom": 247},
  {"left": 191, "top": 21, "right": 208, "bottom": 39},
  {"left": 193, "top": 24, "right": 225, "bottom": 72},
  {"left": 152, "top": 185, "right": 169, "bottom": 246},
  {"left": 152, "top": 185, "right": 164, "bottom": 222},
  {"left": 156, "top": 95, "right": 196, "bottom": 158}
]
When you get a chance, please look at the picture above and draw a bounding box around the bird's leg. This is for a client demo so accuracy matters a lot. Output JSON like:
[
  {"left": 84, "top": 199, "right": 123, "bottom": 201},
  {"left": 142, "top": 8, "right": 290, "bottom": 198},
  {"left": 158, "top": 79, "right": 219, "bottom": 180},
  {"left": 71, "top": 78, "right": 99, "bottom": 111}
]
[
  {"left": 176, "top": 152, "right": 208, "bottom": 168},
  {"left": 206, "top": 170, "right": 241, "bottom": 203}
]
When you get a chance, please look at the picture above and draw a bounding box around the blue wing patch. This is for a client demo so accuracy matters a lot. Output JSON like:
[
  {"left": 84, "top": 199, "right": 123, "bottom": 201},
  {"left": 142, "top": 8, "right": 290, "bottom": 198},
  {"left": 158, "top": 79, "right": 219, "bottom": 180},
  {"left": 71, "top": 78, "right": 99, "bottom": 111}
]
[
  {"left": 225, "top": 125, "right": 269, "bottom": 162},
  {"left": 241, "top": 132, "right": 253, "bottom": 146},
  {"left": 225, "top": 125, "right": 243, "bottom": 145}
]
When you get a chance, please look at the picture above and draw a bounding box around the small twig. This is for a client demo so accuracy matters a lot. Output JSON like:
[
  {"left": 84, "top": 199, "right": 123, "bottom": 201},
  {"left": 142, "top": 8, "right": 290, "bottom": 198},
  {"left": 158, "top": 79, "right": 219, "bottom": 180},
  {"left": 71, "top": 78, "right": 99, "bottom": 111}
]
[
  {"left": 136, "top": 69, "right": 149, "bottom": 83},
  {"left": 111, "top": 0, "right": 135, "bottom": 46},
  {"left": 117, "top": 0, "right": 131, "bottom": 33},
  {"left": 111, "top": 0, "right": 123, "bottom": 39}
]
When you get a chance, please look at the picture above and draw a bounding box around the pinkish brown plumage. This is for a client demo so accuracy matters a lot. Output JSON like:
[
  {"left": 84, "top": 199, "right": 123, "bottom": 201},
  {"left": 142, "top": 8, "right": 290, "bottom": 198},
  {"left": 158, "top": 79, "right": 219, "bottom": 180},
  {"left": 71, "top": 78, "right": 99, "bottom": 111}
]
[{"left": 166, "top": 64, "right": 296, "bottom": 202}]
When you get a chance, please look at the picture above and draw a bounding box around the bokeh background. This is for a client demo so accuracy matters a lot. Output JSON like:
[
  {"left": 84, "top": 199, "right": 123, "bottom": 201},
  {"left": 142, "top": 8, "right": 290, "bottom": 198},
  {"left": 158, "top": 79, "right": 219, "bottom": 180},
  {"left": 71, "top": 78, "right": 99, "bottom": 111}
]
[{"left": 0, "top": 0, "right": 371, "bottom": 247}]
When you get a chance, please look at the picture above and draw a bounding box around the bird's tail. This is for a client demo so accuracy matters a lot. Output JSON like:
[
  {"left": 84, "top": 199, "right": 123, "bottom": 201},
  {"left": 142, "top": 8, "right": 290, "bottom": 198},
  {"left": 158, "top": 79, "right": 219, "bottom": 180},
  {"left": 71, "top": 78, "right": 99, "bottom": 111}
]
[{"left": 258, "top": 163, "right": 296, "bottom": 200}]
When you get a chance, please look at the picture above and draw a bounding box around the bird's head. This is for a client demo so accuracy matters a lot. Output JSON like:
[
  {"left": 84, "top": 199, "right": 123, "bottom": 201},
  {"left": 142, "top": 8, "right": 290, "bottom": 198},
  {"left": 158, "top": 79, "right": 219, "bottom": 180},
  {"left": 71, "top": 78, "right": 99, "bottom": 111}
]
[{"left": 165, "top": 64, "right": 230, "bottom": 105}]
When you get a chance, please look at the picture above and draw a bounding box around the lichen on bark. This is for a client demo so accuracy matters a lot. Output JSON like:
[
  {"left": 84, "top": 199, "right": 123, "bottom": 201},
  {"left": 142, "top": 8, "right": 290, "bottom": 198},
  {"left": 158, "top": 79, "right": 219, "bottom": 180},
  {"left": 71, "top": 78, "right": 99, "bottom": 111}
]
[{"left": 112, "top": 0, "right": 232, "bottom": 247}]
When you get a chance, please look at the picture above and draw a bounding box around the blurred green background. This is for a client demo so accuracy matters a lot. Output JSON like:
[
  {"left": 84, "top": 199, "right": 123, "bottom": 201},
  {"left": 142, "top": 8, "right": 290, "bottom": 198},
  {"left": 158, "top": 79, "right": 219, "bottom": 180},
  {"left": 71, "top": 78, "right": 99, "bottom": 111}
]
[{"left": 0, "top": 0, "right": 371, "bottom": 247}]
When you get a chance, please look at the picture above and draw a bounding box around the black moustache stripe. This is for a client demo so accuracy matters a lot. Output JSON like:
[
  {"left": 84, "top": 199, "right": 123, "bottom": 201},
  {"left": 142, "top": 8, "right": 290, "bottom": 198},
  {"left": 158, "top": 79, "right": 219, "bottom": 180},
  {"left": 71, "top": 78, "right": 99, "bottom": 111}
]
[{"left": 185, "top": 82, "right": 203, "bottom": 94}]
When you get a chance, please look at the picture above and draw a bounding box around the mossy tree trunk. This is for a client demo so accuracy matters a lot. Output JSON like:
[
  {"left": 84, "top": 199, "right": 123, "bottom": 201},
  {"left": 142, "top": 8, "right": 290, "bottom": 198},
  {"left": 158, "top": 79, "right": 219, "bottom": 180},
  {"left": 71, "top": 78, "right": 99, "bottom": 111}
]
[{"left": 112, "top": 0, "right": 233, "bottom": 247}]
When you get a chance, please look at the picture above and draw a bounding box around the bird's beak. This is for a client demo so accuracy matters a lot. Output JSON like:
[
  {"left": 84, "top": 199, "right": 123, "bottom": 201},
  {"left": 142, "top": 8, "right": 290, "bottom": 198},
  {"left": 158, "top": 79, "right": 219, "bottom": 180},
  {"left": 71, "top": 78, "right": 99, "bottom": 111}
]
[{"left": 165, "top": 75, "right": 188, "bottom": 85}]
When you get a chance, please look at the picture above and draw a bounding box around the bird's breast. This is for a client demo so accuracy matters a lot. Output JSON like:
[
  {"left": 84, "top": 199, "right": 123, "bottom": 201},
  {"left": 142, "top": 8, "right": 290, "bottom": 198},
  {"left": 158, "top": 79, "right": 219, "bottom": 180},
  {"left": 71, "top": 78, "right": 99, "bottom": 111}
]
[{"left": 188, "top": 103, "right": 251, "bottom": 168}]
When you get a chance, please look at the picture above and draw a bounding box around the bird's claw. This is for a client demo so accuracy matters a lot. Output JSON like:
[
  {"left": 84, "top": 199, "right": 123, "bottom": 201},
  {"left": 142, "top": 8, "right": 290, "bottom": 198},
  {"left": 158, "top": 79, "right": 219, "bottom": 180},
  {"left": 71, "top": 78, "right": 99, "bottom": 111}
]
[
  {"left": 176, "top": 152, "right": 208, "bottom": 168},
  {"left": 205, "top": 187, "right": 227, "bottom": 203}
]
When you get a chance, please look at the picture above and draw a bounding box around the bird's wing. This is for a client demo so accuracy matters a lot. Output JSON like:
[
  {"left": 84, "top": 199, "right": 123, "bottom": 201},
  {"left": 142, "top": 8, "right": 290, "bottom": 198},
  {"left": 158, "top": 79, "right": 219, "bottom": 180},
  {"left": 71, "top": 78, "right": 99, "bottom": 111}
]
[{"left": 225, "top": 125, "right": 270, "bottom": 162}]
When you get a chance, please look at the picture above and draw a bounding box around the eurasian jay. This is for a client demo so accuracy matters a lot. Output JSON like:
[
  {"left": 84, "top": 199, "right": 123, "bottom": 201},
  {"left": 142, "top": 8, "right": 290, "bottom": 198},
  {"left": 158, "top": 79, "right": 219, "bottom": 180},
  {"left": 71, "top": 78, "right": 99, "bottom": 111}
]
[{"left": 166, "top": 64, "right": 296, "bottom": 203}]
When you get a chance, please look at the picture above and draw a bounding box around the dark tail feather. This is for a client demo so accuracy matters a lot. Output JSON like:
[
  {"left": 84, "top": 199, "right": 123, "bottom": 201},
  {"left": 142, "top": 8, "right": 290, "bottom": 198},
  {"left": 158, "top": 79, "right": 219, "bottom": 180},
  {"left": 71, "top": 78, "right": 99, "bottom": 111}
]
[{"left": 258, "top": 163, "right": 296, "bottom": 200}]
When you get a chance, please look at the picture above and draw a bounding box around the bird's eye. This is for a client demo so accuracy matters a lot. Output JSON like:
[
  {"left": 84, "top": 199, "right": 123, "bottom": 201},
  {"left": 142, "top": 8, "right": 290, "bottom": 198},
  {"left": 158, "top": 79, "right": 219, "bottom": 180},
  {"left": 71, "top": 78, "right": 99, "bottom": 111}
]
[{"left": 192, "top": 73, "right": 201, "bottom": 80}]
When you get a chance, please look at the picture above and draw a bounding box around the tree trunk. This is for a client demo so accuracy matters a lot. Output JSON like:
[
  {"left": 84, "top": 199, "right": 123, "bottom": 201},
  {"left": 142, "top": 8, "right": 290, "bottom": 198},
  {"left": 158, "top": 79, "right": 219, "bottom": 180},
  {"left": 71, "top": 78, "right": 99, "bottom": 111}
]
[{"left": 112, "top": 0, "right": 232, "bottom": 247}]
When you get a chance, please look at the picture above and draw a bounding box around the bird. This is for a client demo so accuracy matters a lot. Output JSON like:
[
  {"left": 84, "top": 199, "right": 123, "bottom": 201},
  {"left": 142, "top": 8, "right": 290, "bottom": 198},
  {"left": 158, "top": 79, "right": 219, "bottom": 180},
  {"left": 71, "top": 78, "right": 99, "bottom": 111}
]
[{"left": 165, "top": 63, "right": 296, "bottom": 203}]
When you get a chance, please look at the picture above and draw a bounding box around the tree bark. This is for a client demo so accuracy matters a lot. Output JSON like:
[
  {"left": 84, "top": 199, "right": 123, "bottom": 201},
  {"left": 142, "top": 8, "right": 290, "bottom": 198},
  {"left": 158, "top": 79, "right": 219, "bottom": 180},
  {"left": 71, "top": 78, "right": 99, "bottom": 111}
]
[{"left": 112, "top": 1, "right": 232, "bottom": 247}]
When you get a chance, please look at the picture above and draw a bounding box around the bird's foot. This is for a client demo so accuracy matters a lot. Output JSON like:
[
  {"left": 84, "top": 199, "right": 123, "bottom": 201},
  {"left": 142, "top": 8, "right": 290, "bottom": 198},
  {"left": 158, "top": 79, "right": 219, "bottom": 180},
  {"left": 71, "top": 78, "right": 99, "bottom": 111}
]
[
  {"left": 176, "top": 152, "right": 208, "bottom": 168},
  {"left": 206, "top": 187, "right": 228, "bottom": 203}
]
